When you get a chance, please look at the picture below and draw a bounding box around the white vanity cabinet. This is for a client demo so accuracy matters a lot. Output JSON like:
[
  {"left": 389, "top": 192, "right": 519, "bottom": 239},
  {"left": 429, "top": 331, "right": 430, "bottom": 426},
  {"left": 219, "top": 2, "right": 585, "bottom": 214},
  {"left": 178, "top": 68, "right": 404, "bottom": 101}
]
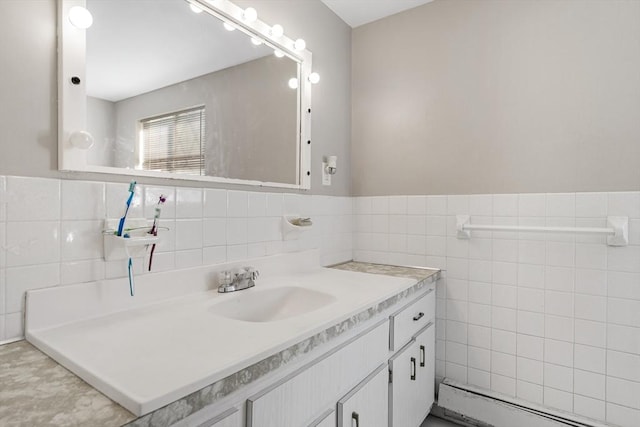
[
  {"left": 337, "top": 364, "right": 388, "bottom": 427},
  {"left": 388, "top": 288, "right": 436, "bottom": 427},
  {"left": 246, "top": 320, "right": 389, "bottom": 427}
]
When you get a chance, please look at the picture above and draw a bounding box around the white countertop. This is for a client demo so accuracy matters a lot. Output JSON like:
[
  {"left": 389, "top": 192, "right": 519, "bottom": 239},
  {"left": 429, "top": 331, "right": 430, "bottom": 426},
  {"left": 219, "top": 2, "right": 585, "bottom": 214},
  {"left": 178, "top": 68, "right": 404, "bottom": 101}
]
[{"left": 26, "top": 256, "right": 421, "bottom": 416}]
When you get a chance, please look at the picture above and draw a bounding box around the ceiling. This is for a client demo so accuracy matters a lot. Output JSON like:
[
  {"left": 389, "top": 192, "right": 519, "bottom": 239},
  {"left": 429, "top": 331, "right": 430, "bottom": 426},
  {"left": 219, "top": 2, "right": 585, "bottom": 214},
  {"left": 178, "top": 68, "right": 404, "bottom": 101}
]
[{"left": 320, "top": 0, "right": 434, "bottom": 28}]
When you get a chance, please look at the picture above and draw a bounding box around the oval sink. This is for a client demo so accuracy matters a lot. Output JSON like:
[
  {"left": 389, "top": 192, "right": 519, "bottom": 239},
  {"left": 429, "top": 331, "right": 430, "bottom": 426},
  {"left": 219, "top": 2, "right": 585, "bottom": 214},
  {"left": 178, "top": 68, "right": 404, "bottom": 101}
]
[{"left": 210, "top": 286, "right": 336, "bottom": 323}]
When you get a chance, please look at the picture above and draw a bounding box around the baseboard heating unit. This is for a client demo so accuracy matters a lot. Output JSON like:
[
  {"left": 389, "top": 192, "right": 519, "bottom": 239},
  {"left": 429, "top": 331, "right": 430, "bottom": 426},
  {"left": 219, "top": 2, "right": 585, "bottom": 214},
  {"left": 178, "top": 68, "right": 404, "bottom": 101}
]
[{"left": 437, "top": 379, "right": 608, "bottom": 427}]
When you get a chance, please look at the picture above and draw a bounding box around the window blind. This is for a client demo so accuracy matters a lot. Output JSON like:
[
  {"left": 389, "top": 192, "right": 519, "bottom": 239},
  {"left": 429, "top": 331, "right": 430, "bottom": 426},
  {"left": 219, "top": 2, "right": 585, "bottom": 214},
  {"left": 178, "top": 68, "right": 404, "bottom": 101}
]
[{"left": 140, "top": 106, "right": 205, "bottom": 175}]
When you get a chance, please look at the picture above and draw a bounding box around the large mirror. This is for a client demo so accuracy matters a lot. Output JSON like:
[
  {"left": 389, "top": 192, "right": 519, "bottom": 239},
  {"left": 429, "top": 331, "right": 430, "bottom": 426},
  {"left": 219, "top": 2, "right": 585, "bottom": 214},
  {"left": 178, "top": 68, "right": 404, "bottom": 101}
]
[{"left": 58, "top": 0, "right": 312, "bottom": 189}]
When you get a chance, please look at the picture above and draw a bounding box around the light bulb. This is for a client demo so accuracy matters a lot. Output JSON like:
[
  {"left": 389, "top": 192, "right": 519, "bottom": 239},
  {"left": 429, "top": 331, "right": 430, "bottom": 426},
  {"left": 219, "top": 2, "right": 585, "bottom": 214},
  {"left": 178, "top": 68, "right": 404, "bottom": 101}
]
[
  {"left": 68, "top": 6, "right": 93, "bottom": 29},
  {"left": 288, "top": 78, "right": 299, "bottom": 89},
  {"left": 274, "top": 50, "right": 285, "bottom": 58},
  {"left": 270, "top": 24, "right": 284, "bottom": 38},
  {"left": 189, "top": 4, "right": 203, "bottom": 13},
  {"left": 251, "top": 38, "right": 263, "bottom": 46},
  {"left": 294, "top": 38, "right": 306, "bottom": 51},
  {"left": 243, "top": 7, "right": 258, "bottom": 22},
  {"left": 223, "top": 22, "right": 235, "bottom": 31},
  {"left": 308, "top": 72, "right": 320, "bottom": 84}
]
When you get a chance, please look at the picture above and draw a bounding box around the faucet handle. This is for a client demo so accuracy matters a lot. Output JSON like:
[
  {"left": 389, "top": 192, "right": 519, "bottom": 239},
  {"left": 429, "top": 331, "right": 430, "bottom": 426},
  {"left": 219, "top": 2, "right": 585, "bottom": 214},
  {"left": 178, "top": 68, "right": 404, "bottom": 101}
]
[
  {"left": 219, "top": 270, "right": 233, "bottom": 286},
  {"left": 243, "top": 266, "right": 259, "bottom": 280}
]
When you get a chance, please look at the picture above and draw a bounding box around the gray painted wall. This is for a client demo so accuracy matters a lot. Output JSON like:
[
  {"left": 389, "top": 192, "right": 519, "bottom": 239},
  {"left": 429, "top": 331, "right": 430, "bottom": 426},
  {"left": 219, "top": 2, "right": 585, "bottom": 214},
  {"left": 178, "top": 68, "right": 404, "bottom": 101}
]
[
  {"left": 352, "top": 0, "right": 640, "bottom": 196},
  {"left": 0, "top": 0, "right": 351, "bottom": 196}
]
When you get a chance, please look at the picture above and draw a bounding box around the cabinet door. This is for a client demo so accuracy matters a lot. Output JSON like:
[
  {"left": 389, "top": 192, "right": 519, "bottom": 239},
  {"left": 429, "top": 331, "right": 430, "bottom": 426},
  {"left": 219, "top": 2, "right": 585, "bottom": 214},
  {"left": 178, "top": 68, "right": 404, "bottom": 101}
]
[
  {"left": 389, "top": 338, "right": 422, "bottom": 427},
  {"left": 193, "top": 407, "right": 241, "bottom": 427},
  {"left": 414, "top": 323, "right": 435, "bottom": 423},
  {"left": 310, "top": 409, "right": 336, "bottom": 427},
  {"left": 389, "top": 322, "right": 435, "bottom": 427},
  {"left": 337, "top": 364, "right": 388, "bottom": 427}
]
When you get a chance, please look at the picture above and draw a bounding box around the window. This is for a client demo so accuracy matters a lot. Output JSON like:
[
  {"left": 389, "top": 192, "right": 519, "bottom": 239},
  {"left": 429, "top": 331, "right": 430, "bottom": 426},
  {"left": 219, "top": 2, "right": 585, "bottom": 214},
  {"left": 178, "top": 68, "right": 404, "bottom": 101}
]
[{"left": 139, "top": 106, "right": 205, "bottom": 175}]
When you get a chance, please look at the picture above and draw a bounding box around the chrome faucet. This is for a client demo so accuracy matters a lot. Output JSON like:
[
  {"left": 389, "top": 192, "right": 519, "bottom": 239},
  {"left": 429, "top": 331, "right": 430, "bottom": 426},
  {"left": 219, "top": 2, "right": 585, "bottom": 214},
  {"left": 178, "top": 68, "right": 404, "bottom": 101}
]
[{"left": 218, "top": 267, "right": 259, "bottom": 293}]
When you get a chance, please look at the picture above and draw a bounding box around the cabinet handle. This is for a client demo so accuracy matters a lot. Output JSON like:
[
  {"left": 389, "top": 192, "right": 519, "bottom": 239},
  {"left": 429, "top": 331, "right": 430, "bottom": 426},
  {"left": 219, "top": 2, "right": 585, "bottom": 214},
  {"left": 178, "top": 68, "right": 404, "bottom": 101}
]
[
  {"left": 352, "top": 411, "right": 359, "bottom": 427},
  {"left": 413, "top": 312, "right": 424, "bottom": 321},
  {"left": 410, "top": 357, "right": 416, "bottom": 380},
  {"left": 420, "top": 345, "right": 425, "bottom": 367}
]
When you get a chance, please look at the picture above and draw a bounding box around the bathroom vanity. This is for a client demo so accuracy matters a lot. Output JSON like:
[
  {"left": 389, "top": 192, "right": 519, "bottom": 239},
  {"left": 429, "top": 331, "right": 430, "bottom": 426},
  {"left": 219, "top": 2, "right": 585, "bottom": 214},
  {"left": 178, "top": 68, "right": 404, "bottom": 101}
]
[{"left": 5, "top": 252, "right": 438, "bottom": 426}]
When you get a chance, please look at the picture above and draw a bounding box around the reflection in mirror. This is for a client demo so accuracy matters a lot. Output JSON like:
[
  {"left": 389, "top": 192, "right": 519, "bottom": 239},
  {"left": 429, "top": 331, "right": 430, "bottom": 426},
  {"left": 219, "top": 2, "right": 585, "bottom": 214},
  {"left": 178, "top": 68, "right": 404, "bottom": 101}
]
[{"left": 84, "top": 0, "right": 300, "bottom": 185}]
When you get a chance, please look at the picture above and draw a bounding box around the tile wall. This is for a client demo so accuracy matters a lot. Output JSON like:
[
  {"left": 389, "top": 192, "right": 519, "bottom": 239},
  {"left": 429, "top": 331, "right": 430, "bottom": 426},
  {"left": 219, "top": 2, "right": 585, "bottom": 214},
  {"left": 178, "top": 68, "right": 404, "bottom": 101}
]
[
  {"left": 0, "top": 176, "right": 353, "bottom": 342},
  {"left": 2, "top": 176, "right": 639, "bottom": 427},
  {"left": 353, "top": 193, "right": 640, "bottom": 427}
]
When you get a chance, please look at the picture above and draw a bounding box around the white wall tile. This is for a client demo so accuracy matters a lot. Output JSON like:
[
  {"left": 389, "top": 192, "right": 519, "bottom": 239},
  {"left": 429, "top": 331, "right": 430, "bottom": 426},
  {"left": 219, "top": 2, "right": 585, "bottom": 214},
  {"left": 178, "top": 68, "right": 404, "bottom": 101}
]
[
  {"left": 6, "top": 177, "right": 60, "bottom": 221},
  {"left": 61, "top": 220, "right": 103, "bottom": 261},
  {"left": 608, "top": 246, "right": 640, "bottom": 273},
  {"left": 468, "top": 325, "right": 491, "bottom": 349},
  {"left": 574, "top": 369, "right": 605, "bottom": 400},
  {"left": 370, "top": 197, "right": 389, "bottom": 214},
  {"left": 518, "top": 240, "right": 546, "bottom": 265},
  {"left": 607, "top": 324, "right": 640, "bottom": 355},
  {"left": 607, "top": 350, "right": 640, "bottom": 382},
  {"left": 518, "top": 194, "right": 546, "bottom": 217},
  {"left": 607, "top": 403, "right": 640, "bottom": 427},
  {"left": 517, "top": 357, "right": 543, "bottom": 384},
  {"left": 608, "top": 192, "right": 640, "bottom": 219},
  {"left": 575, "top": 193, "right": 607, "bottom": 218},
  {"left": 518, "top": 264, "right": 545, "bottom": 288},
  {"left": 491, "top": 351, "right": 516, "bottom": 377},
  {"left": 407, "top": 216, "right": 426, "bottom": 235},
  {"left": 574, "top": 294, "right": 606, "bottom": 322},
  {"left": 469, "top": 195, "right": 492, "bottom": 216},
  {"left": 518, "top": 287, "right": 544, "bottom": 313},
  {"left": 576, "top": 243, "right": 607, "bottom": 270},
  {"left": 544, "top": 363, "right": 573, "bottom": 393},
  {"left": 575, "top": 319, "right": 606, "bottom": 348},
  {"left": 175, "top": 219, "right": 203, "bottom": 250},
  {"left": 6, "top": 222, "right": 60, "bottom": 267},
  {"left": 544, "top": 387, "right": 572, "bottom": 412},
  {"left": 406, "top": 196, "right": 426, "bottom": 215},
  {"left": 517, "top": 334, "right": 544, "bottom": 361},
  {"left": 492, "top": 306, "right": 516, "bottom": 332},
  {"left": 545, "top": 315, "right": 574, "bottom": 342},
  {"left": 247, "top": 192, "right": 267, "bottom": 218},
  {"left": 575, "top": 344, "right": 606, "bottom": 374},
  {"left": 493, "top": 194, "right": 518, "bottom": 217},
  {"left": 546, "top": 193, "right": 575, "bottom": 217},
  {"left": 5, "top": 264, "right": 59, "bottom": 313},
  {"left": 426, "top": 215, "right": 446, "bottom": 236},
  {"left": 517, "top": 381, "right": 544, "bottom": 405},
  {"left": 546, "top": 242, "right": 575, "bottom": 267},
  {"left": 388, "top": 196, "right": 407, "bottom": 214},
  {"left": 545, "top": 266, "right": 574, "bottom": 292},
  {"left": 203, "top": 246, "right": 226, "bottom": 265},
  {"left": 62, "top": 180, "right": 106, "bottom": 220},
  {"left": 492, "top": 329, "right": 516, "bottom": 354},
  {"left": 227, "top": 191, "right": 249, "bottom": 217},
  {"left": 544, "top": 339, "right": 574, "bottom": 367},
  {"left": 203, "top": 189, "right": 227, "bottom": 217},
  {"left": 203, "top": 218, "right": 226, "bottom": 247},
  {"left": 606, "top": 377, "right": 640, "bottom": 409},
  {"left": 5, "top": 312, "right": 23, "bottom": 340},
  {"left": 608, "top": 298, "right": 640, "bottom": 328},
  {"left": 468, "top": 368, "right": 491, "bottom": 389},
  {"left": 446, "top": 341, "right": 467, "bottom": 366},
  {"left": 175, "top": 249, "right": 202, "bottom": 269},
  {"left": 575, "top": 268, "right": 607, "bottom": 296},
  {"left": 573, "top": 395, "right": 606, "bottom": 422},
  {"left": 447, "top": 195, "right": 469, "bottom": 215},
  {"left": 545, "top": 290, "right": 573, "bottom": 317},
  {"left": 491, "top": 373, "right": 516, "bottom": 396},
  {"left": 426, "top": 196, "right": 447, "bottom": 215},
  {"left": 0, "top": 176, "right": 6, "bottom": 222},
  {"left": 61, "top": 260, "right": 104, "bottom": 285},
  {"left": 389, "top": 215, "right": 407, "bottom": 234},
  {"left": 492, "top": 284, "right": 517, "bottom": 308},
  {"left": 468, "top": 303, "right": 491, "bottom": 327},
  {"left": 446, "top": 320, "right": 467, "bottom": 344},
  {"left": 468, "top": 281, "right": 491, "bottom": 305},
  {"left": 446, "top": 362, "right": 467, "bottom": 383},
  {"left": 517, "top": 311, "right": 545, "bottom": 337}
]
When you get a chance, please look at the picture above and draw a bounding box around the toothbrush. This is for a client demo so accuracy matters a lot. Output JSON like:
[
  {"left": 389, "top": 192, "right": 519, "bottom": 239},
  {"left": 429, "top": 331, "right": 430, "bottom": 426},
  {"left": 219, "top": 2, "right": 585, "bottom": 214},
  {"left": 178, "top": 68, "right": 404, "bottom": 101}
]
[
  {"left": 117, "top": 181, "right": 137, "bottom": 237},
  {"left": 128, "top": 257, "right": 135, "bottom": 296},
  {"left": 147, "top": 194, "right": 166, "bottom": 271}
]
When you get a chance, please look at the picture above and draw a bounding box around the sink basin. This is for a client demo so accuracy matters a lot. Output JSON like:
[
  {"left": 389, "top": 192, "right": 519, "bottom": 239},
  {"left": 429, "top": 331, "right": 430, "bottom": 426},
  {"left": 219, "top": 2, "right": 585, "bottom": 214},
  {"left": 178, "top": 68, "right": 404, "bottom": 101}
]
[{"left": 211, "top": 286, "right": 337, "bottom": 322}]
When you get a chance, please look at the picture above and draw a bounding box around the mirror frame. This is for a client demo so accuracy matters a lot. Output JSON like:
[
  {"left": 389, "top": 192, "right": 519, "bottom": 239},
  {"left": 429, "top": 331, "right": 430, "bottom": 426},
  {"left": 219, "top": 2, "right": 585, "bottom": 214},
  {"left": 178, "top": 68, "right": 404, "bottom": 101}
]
[{"left": 58, "top": 0, "right": 312, "bottom": 190}]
